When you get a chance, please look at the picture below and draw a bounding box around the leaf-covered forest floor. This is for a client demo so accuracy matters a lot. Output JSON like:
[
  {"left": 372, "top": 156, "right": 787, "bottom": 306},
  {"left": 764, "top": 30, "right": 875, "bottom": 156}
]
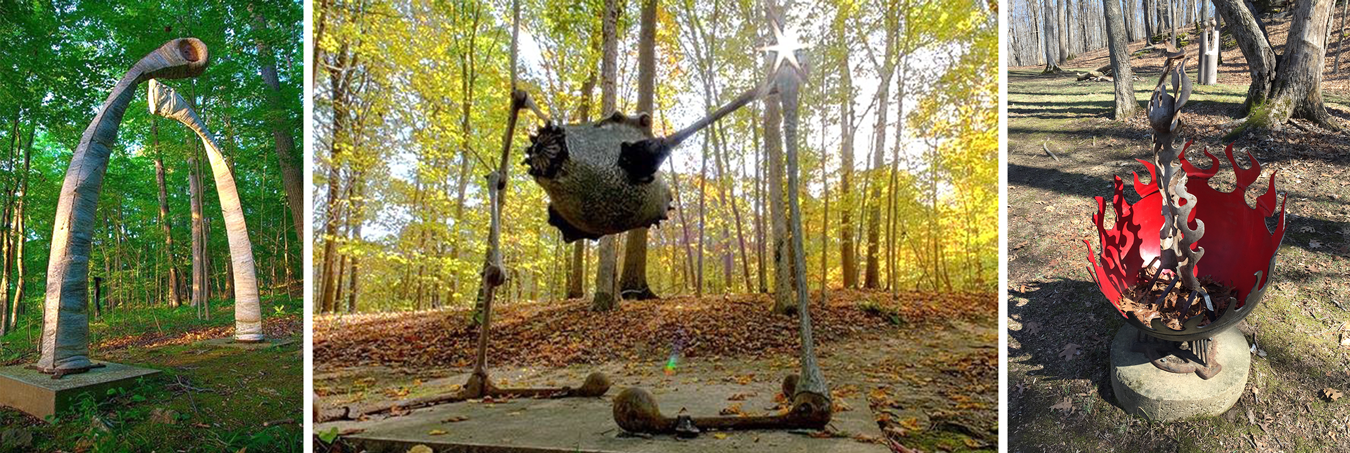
[
  {"left": 1008, "top": 65, "right": 1350, "bottom": 452},
  {"left": 0, "top": 295, "right": 303, "bottom": 452},
  {"left": 314, "top": 290, "right": 997, "bottom": 452}
]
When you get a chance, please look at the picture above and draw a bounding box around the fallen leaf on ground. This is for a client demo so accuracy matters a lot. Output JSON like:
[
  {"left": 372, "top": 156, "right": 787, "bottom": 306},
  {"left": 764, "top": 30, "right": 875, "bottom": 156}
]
[
  {"left": 719, "top": 403, "right": 746, "bottom": 416},
  {"left": 441, "top": 416, "right": 468, "bottom": 423},
  {"left": 1323, "top": 388, "right": 1343, "bottom": 402},
  {"left": 150, "top": 408, "right": 179, "bottom": 425},
  {"left": 712, "top": 433, "right": 728, "bottom": 439},
  {"left": 428, "top": 429, "right": 448, "bottom": 436},
  {"left": 1059, "top": 343, "right": 1081, "bottom": 361},
  {"left": 1024, "top": 322, "right": 1040, "bottom": 335},
  {"left": 1051, "top": 397, "right": 1073, "bottom": 413}
]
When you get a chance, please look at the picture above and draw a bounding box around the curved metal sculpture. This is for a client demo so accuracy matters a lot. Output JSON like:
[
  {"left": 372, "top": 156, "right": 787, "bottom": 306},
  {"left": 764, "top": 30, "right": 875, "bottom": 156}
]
[
  {"left": 1084, "top": 53, "right": 1287, "bottom": 344},
  {"left": 1084, "top": 143, "right": 1286, "bottom": 342},
  {"left": 148, "top": 79, "right": 264, "bottom": 343},
  {"left": 38, "top": 38, "right": 209, "bottom": 376}
]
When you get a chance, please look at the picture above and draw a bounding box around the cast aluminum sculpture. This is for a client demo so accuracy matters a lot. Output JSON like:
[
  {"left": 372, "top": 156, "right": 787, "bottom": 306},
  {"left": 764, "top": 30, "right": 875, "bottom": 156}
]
[
  {"left": 1084, "top": 53, "right": 1286, "bottom": 379},
  {"left": 148, "top": 79, "right": 265, "bottom": 343},
  {"left": 37, "top": 38, "right": 209, "bottom": 377}
]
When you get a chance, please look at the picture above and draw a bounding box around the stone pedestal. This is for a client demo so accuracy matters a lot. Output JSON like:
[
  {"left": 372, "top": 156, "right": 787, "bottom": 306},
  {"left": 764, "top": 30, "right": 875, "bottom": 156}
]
[
  {"left": 0, "top": 362, "right": 160, "bottom": 420},
  {"left": 1110, "top": 324, "right": 1249, "bottom": 422}
]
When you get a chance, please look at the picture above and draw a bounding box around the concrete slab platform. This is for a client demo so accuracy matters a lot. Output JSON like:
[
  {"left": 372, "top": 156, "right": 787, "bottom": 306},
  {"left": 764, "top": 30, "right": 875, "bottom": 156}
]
[
  {"left": 0, "top": 362, "right": 161, "bottom": 420},
  {"left": 318, "top": 379, "right": 887, "bottom": 453},
  {"left": 1111, "top": 325, "right": 1250, "bottom": 422},
  {"left": 196, "top": 337, "right": 297, "bottom": 350}
]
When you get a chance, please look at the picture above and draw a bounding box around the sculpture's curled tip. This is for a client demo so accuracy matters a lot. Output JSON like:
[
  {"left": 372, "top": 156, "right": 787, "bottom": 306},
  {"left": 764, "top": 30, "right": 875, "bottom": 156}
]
[{"left": 137, "top": 38, "right": 210, "bottom": 82}]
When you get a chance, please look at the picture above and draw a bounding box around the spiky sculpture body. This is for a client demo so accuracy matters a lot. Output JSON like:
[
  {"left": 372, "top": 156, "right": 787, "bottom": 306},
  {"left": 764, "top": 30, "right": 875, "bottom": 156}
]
[
  {"left": 525, "top": 112, "right": 673, "bottom": 242},
  {"left": 1147, "top": 53, "right": 1210, "bottom": 310}
]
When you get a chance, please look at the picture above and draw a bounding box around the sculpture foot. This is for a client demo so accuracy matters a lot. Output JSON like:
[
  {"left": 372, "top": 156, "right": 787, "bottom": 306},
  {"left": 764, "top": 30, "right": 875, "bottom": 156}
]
[
  {"left": 462, "top": 370, "right": 610, "bottom": 400},
  {"left": 613, "top": 385, "right": 832, "bottom": 436}
]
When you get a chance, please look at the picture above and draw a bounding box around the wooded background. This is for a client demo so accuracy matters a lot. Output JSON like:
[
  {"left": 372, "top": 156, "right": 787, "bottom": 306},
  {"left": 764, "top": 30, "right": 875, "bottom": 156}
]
[
  {"left": 312, "top": 0, "right": 998, "bottom": 314},
  {"left": 1008, "top": 0, "right": 1349, "bottom": 71},
  {"left": 0, "top": 1, "right": 304, "bottom": 336}
]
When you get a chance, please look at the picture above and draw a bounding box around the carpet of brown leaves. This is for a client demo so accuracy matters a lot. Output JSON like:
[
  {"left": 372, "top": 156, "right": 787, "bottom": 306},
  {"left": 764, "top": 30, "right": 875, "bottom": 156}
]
[
  {"left": 314, "top": 290, "right": 995, "bottom": 369},
  {"left": 95, "top": 315, "right": 302, "bottom": 351}
]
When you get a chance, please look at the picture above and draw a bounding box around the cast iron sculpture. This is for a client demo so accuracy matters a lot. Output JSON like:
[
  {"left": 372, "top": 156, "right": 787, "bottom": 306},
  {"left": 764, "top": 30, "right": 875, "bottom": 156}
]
[
  {"left": 1084, "top": 52, "right": 1286, "bottom": 379},
  {"left": 319, "top": 11, "right": 833, "bottom": 433},
  {"left": 36, "top": 38, "right": 208, "bottom": 377},
  {"left": 148, "top": 79, "right": 265, "bottom": 343}
]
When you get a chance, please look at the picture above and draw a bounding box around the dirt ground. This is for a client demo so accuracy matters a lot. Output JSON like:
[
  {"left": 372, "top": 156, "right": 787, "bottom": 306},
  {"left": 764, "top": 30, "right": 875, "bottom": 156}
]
[
  {"left": 1007, "top": 64, "right": 1350, "bottom": 452},
  {"left": 314, "top": 291, "right": 998, "bottom": 452}
]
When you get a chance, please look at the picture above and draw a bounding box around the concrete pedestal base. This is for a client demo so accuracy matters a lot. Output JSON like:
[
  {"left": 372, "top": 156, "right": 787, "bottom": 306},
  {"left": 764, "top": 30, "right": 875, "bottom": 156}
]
[
  {"left": 0, "top": 362, "right": 160, "bottom": 420},
  {"left": 196, "top": 337, "right": 296, "bottom": 350},
  {"left": 316, "top": 378, "right": 887, "bottom": 453},
  {"left": 1110, "top": 325, "right": 1249, "bottom": 422}
]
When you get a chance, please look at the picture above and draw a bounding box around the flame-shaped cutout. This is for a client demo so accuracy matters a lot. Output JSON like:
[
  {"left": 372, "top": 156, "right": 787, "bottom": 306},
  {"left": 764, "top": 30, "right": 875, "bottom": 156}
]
[{"left": 1084, "top": 142, "right": 1287, "bottom": 341}]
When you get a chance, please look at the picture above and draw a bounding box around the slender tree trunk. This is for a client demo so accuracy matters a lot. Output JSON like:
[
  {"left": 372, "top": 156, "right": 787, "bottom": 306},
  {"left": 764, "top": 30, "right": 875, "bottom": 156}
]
[
  {"left": 319, "top": 44, "right": 351, "bottom": 314},
  {"left": 0, "top": 118, "right": 17, "bottom": 335},
  {"left": 567, "top": 242, "right": 585, "bottom": 298},
  {"left": 1058, "top": 0, "right": 1072, "bottom": 62},
  {"left": 1106, "top": 0, "right": 1142, "bottom": 119},
  {"left": 254, "top": 13, "right": 305, "bottom": 241},
  {"left": 190, "top": 151, "right": 207, "bottom": 317},
  {"left": 566, "top": 71, "right": 596, "bottom": 300},
  {"left": 888, "top": 45, "right": 910, "bottom": 292},
  {"left": 346, "top": 176, "right": 364, "bottom": 313},
  {"left": 669, "top": 158, "right": 696, "bottom": 294},
  {"left": 865, "top": 10, "right": 898, "bottom": 289},
  {"left": 153, "top": 121, "right": 184, "bottom": 307},
  {"left": 696, "top": 136, "right": 708, "bottom": 296},
  {"left": 1335, "top": 0, "right": 1347, "bottom": 73},
  {"left": 619, "top": 0, "right": 659, "bottom": 300},
  {"left": 1043, "top": 0, "right": 1063, "bottom": 71},
  {"left": 715, "top": 126, "right": 753, "bottom": 292},
  {"left": 837, "top": 11, "right": 857, "bottom": 289},
  {"left": 592, "top": 0, "right": 621, "bottom": 311},
  {"left": 7, "top": 128, "right": 29, "bottom": 331},
  {"left": 761, "top": 1, "right": 793, "bottom": 314},
  {"left": 754, "top": 123, "right": 767, "bottom": 293}
]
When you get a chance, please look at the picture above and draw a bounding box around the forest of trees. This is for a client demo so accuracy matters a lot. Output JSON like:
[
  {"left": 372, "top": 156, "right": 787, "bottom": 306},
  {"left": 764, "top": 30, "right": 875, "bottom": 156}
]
[
  {"left": 0, "top": 1, "right": 303, "bottom": 336},
  {"left": 1011, "top": 0, "right": 1346, "bottom": 129},
  {"left": 1009, "top": 0, "right": 1349, "bottom": 71},
  {"left": 312, "top": 0, "right": 998, "bottom": 314}
]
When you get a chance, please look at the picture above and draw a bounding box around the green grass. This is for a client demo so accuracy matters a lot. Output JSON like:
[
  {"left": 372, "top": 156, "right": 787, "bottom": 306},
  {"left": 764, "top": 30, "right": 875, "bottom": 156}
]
[{"left": 0, "top": 295, "right": 303, "bottom": 452}]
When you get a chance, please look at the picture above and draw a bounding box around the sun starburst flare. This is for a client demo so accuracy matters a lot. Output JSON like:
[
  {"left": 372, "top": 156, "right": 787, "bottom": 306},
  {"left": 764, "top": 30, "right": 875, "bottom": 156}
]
[{"left": 759, "top": 18, "right": 808, "bottom": 73}]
